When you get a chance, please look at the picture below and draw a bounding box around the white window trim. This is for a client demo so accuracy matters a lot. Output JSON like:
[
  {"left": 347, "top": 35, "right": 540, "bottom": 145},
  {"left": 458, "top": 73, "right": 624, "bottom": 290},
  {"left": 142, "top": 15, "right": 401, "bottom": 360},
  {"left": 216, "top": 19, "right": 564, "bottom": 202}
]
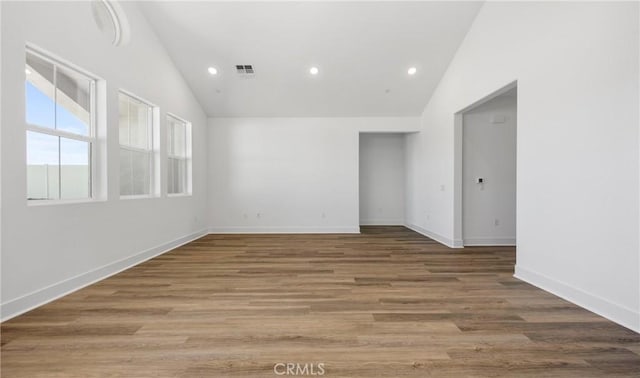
[
  {"left": 26, "top": 46, "right": 99, "bottom": 205},
  {"left": 27, "top": 198, "right": 101, "bottom": 207},
  {"left": 166, "top": 113, "right": 192, "bottom": 197},
  {"left": 118, "top": 90, "right": 159, "bottom": 199}
]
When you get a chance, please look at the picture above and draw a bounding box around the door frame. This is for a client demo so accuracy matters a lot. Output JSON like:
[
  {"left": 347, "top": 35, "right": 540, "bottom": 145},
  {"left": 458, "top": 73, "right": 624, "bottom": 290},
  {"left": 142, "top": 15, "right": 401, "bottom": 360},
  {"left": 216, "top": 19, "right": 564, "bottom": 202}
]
[{"left": 453, "top": 80, "right": 518, "bottom": 246}]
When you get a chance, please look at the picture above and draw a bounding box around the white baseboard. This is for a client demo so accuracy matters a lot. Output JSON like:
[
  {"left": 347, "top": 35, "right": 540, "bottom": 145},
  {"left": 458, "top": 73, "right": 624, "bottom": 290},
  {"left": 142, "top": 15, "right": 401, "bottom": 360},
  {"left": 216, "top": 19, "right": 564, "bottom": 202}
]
[
  {"left": 0, "top": 229, "right": 209, "bottom": 322},
  {"left": 404, "top": 223, "right": 463, "bottom": 248},
  {"left": 359, "top": 219, "right": 404, "bottom": 226},
  {"left": 515, "top": 265, "right": 640, "bottom": 333},
  {"left": 208, "top": 226, "right": 361, "bottom": 234},
  {"left": 463, "top": 237, "right": 516, "bottom": 246}
]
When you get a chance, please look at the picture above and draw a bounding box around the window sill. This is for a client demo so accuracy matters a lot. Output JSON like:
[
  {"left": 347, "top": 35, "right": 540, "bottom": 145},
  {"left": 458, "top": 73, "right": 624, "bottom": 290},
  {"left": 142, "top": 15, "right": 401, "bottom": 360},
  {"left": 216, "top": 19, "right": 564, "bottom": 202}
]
[
  {"left": 27, "top": 198, "right": 105, "bottom": 207},
  {"left": 167, "top": 193, "right": 192, "bottom": 198},
  {"left": 120, "top": 194, "right": 159, "bottom": 201}
]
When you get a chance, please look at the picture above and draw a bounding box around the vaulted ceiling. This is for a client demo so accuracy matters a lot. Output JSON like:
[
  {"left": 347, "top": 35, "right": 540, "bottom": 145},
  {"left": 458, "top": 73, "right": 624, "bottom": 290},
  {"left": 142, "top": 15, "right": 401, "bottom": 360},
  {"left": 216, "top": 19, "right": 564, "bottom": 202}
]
[{"left": 139, "top": 1, "right": 483, "bottom": 117}]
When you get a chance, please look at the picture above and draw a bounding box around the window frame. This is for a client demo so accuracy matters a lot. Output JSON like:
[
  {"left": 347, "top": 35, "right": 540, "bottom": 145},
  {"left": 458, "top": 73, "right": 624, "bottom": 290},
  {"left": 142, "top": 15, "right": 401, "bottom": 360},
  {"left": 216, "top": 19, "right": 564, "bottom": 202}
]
[
  {"left": 25, "top": 46, "right": 98, "bottom": 205},
  {"left": 118, "top": 90, "right": 158, "bottom": 199},
  {"left": 166, "top": 113, "right": 192, "bottom": 197}
]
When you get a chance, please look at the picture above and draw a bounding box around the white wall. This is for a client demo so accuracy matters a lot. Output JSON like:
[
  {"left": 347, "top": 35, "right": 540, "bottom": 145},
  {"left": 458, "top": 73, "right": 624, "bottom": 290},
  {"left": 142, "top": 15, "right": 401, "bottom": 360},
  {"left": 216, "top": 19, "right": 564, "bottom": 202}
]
[
  {"left": 0, "top": 2, "right": 3, "bottom": 310},
  {"left": 462, "top": 92, "right": 516, "bottom": 245},
  {"left": 359, "top": 133, "right": 406, "bottom": 225},
  {"left": 405, "top": 2, "right": 639, "bottom": 331},
  {"left": 1, "top": 2, "right": 208, "bottom": 320},
  {"left": 208, "top": 117, "right": 419, "bottom": 233}
]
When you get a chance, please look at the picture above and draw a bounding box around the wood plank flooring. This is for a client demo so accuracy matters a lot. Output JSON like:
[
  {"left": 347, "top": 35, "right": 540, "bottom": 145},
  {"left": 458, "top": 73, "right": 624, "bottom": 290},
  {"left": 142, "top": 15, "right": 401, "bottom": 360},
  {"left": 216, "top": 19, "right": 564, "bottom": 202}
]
[{"left": 2, "top": 226, "right": 639, "bottom": 377}]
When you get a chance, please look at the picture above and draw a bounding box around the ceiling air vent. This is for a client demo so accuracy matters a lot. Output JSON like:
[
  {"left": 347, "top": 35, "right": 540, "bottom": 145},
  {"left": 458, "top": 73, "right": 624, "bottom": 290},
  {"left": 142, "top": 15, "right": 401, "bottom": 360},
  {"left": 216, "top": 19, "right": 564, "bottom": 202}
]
[{"left": 236, "top": 64, "right": 255, "bottom": 77}]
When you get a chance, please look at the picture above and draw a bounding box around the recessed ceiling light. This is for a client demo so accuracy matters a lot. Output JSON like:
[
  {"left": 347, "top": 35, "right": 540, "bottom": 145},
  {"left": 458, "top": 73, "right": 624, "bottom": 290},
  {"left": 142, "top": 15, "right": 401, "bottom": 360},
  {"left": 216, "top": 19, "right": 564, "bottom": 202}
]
[
  {"left": 309, "top": 66, "right": 319, "bottom": 75},
  {"left": 407, "top": 67, "right": 417, "bottom": 75},
  {"left": 25, "top": 68, "right": 32, "bottom": 75},
  {"left": 208, "top": 67, "right": 218, "bottom": 75}
]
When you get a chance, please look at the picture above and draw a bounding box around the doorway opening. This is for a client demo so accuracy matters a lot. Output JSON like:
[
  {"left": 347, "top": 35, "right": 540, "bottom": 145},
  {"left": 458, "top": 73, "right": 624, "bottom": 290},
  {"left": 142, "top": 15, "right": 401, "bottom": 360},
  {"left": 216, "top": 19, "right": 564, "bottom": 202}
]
[
  {"left": 359, "top": 133, "right": 407, "bottom": 226},
  {"left": 454, "top": 82, "right": 517, "bottom": 246}
]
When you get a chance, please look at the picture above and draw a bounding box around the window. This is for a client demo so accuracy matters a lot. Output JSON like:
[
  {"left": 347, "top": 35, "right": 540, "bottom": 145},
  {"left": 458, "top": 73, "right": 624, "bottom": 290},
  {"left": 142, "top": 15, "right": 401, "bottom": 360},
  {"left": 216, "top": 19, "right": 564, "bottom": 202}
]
[
  {"left": 119, "top": 92, "right": 156, "bottom": 197},
  {"left": 91, "top": 0, "right": 131, "bottom": 47},
  {"left": 25, "top": 48, "right": 96, "bottom": 201},
  {"left": 167, "top": 114, "right": 191, "bottom": 195}
]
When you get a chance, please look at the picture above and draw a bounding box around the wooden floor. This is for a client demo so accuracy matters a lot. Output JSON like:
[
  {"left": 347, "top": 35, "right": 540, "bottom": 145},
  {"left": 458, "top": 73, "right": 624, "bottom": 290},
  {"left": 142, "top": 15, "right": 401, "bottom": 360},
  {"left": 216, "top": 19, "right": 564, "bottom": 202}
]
[{"left": 2, "top": 226, "right": 639, "bottom": 377}]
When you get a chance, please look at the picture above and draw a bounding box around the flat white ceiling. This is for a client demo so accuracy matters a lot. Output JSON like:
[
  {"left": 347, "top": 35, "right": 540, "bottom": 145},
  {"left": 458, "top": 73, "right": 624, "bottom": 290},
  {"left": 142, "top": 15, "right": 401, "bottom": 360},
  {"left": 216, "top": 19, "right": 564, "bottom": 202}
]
[{"left": 140, "top": 1, "right": 483, "bottom": 117}]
